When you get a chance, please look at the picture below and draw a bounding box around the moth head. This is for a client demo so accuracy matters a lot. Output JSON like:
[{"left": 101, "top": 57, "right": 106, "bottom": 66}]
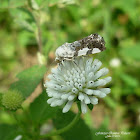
[{"left": 55, "top": 57, "right": 63, "bottom": 63}]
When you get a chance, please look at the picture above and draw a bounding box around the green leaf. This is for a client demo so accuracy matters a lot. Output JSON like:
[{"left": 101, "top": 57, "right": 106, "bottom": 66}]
[
  {"left": 53, "top": 110, "right": 92, "bottom": 140},
  {"left": 0, "top": 124, "right": 18, "bottom": 140},
  {"left": 9, "top": 0, "right": 25, "bottom": 7},
  {"left": 120, "top": 43, "right": 140, "bottom": 60},
  {"left": 34, "top": 0, "right": 60, "bottom": 7},
  {"left": 104, "top": 96, "right": 117, "bottom": 109},
  {"left": 48, "top": 0, "right": 62, "bottom": 6},
  {"left": 84, "top": 111, "right": 93, "bottom": 127},
  {"left": 111, "top": 0, "right": 138, "bottom": 24},
  {"left": 0, "top": 124, "right": 28, "bottom": 140},
  {"left": 10, "top": 65, "right": 46, "bottom": 98},
  {"left": 121, "top": 74, "right": 139, "bottom": 88},
  {"left": 47, "top": 0, "right": 77, "bottom": 7},
  {"left": 29, "top": 90, "right": 58, "bottom": 124},
  {"left": 0, "top": 0, "right": 9, "bottom": 8},
  {"left": 76, "top": 100, "right": 81, "bottom": 112},
  {"left": 9, "top": 8, "right": 36, "bottom": 32},
  {"left": 0, "top": 0, "right": 25, "bottom": 8},
  {"left": 87, "top": 104, "right": 94, "bottom": 110},
  {"left": 33, "top": 0, "right": 47, "bottom": 7}
]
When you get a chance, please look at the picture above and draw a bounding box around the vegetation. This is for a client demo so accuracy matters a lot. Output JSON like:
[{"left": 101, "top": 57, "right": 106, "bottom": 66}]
[{"left": 0, "top": 0, "right": 140, "bottom": 140}]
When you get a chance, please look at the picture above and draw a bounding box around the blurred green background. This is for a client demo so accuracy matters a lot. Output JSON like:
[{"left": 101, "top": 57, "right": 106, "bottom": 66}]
[{"left": 0, "top": 0, "right": 140, "bottom": 140}]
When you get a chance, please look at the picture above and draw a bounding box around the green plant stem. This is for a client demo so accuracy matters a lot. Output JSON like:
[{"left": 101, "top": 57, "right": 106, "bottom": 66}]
[
  {"left": 40, "top": 110, "right": 81, "bottom": 139},
  {"left": 11, "top": 111, "right": 32, "bottom": 139},
  {"left": 27, "top": 2, "right": 42, "bottom": 53},
  {"left": 28, "top": 6, "right": 44, "bottom": 89},
  {"left": 35, "top": 14, "right": 42, "bottom": 53}
]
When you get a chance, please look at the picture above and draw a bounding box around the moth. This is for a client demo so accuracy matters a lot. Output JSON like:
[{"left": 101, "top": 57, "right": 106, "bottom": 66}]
[{"left": 55, "top": 33, "right": 106, "bottom": 63}]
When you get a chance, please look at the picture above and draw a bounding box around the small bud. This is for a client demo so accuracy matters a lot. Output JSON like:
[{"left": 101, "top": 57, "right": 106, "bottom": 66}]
[
  {"left": 2, "top": 90, "right": 23, "bottom": 110},
  {"left": 31, "top": 0, "right": 39, "bottom": 10},
  {"left": 37, "top": 52, "right": 46, "bottom": 65}
]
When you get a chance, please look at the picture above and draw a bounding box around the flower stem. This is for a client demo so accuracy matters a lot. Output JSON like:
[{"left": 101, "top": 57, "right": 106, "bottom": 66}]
[
  {"left": 35, "top": 14, "right": 42, "bottom": 53},
  {"left": 40, "top": 110, "right": 81, "bottom": 139},
  {"left": 27, "top": 3, "right": 42, "bottom": 53},
  {"left": 28, "top": 7, "right": 44, "bottom": 89}
]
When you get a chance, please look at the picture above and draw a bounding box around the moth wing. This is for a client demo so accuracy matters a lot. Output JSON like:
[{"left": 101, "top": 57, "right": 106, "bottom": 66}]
[
  {"left": 77, "top": 48, "right": 101, "bottom": 57},
  {"left": 91, "top": 48, "right": 101, "bottom": 54},
  {"left": 77, "top": 48, "right": 90, "bottom": 56}
]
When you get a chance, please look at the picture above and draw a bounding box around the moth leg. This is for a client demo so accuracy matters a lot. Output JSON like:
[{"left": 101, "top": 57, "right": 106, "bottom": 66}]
[{"left": 72, "top": 57, "right": 78, "bottom": 66}]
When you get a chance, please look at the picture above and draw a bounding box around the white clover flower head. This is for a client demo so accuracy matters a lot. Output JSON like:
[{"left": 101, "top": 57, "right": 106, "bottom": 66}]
[
  {"left": 45, "top": 57, "right": 112, "bottom": 114},
  {"left": 110, "top": 58, "right": 121, "bottom": 68}
]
